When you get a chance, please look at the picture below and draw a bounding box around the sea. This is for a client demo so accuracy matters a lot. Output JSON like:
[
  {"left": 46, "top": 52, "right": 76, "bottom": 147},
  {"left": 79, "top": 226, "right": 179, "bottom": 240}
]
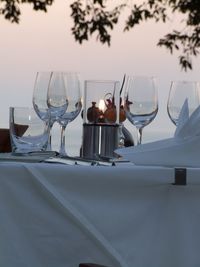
[{"left": 51, "top": 122, "right": 174, "bottom": 157}]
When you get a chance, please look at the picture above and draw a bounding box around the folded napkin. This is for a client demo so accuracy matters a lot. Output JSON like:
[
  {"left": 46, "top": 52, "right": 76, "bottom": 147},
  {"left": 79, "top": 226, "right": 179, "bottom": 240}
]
[{"left": 116, "top": 100, "right": 200, "bottom": 167}]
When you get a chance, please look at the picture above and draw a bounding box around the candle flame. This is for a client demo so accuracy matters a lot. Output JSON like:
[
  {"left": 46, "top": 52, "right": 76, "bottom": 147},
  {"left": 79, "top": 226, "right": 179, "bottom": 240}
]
[{"left": 99, "top": 99, "right": 105, "bottom": 112}]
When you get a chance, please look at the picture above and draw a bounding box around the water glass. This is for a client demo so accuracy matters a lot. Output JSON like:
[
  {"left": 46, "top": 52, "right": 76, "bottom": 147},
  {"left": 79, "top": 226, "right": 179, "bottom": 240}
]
[{"left": 9, "top": 107, "right": 50, "bottom": 153}]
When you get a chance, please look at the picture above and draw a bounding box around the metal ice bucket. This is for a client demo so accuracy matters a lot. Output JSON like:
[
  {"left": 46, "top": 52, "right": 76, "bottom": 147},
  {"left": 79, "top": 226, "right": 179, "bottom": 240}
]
[{"left": 81, "top": 123, "right": 119, "bottom": 160}]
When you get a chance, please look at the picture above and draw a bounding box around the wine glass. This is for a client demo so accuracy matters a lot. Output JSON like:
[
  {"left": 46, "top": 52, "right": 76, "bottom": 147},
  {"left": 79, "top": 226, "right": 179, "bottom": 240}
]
[
  {"left": 167, "top": 81, "right": 200, "bottom": 126},
  {"left": 58, "top": 72, "right": 82, "bottom": 157},
  {"left": 124, "top": 76, "right": 158, "bottom": 145},
  {"left": 33, "top": 71, "right": 68, "bottom": 151},
  {"left": 47, "top": 72, "right": 68, "bottom": 148},
  {"left": 32, "top": 71, "right": 52, "bottom": 149}
]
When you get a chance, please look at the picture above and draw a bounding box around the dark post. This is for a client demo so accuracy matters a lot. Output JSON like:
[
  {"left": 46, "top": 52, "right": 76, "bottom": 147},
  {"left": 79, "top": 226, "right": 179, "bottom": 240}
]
[{"left": 173, "top": 168, "right": 187, "bottom": 185}]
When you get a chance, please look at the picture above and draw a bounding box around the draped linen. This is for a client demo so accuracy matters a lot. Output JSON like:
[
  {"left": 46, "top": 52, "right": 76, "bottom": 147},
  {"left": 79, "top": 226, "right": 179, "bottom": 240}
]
[{"left": 0, "top": 162, "right": 199, "bottom": 267}]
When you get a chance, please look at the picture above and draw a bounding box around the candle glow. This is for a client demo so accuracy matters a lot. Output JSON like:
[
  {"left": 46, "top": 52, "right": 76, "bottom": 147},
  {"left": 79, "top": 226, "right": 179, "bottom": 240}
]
[{"left": 99, "top": 99, "right": 105, "bottom": 112}]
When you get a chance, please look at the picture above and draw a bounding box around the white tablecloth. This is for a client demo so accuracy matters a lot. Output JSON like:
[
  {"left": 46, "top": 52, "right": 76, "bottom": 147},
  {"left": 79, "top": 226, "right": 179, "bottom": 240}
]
[{"left": 0, "top": 161, "right": 200, "bottom": 267}]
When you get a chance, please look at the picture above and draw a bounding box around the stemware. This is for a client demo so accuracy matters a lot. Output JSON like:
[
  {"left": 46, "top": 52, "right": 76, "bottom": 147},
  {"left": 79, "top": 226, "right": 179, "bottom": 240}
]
[
  {"left": 167, "top": 81, "right": 200, "bottom": 126},
  {"left": 124, "top": 76, "right": 158, "bottom": 145},
  {"left": 32, "top": 71, "right": 68, "bottom": 151},
  {"left": 32, "top": 71, "right": 52, "bottom": 149},
  {"left": 33, "top": 71, "right": 51, "bottom": 122},
  {"left": 58, "top": 72, "right": 82, "bottom": 156},
  {"left": 47, "top": 72, "right": 68, "bottom": 148}
]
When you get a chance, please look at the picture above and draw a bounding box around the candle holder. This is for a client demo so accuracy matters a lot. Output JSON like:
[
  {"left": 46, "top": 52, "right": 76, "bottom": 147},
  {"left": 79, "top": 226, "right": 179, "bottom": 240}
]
[{"left": 81, "top": 80, "right": 121, "bottom": 160}]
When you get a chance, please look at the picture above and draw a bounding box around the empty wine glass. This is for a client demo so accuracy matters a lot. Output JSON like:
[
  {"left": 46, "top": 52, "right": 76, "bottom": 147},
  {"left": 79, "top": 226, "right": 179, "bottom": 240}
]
[
  {"left": 32, "top": 71, "right": 52, "bottom": 149},
  {"left": 47, "top": 72, "right": 68, "bottom": 148},
  {"left": 58, "top": 72, "right": 82, "bottom": 157},
  {"left": 167, "top": 81, "right": 200, "bottom": 126},
  {"left": 33, "top": 71, "right": 68, "bottom": 151},
  {"left": 124, "top": 76, "right": 158, "bottom": 145}
]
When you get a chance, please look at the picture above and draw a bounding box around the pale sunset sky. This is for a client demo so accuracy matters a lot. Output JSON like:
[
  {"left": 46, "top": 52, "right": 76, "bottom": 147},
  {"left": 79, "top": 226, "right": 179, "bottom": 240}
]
[{"left": 0, "top": 0, "right": 200, "bottom": 145}]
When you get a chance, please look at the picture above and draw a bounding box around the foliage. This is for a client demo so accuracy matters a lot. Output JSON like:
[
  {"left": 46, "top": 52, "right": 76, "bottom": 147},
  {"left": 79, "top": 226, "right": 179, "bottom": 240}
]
[
  {"left": 1, "top": 0, "right": 200, "bottom": 71},
  {"left": 0, "top": 0, "right": 54, "bottom": 23},
  {"left": 70, "top": 0, "right": 200, "bottom": 71},
  {"left": 70, "top": 0, "right": 125, "bottom": 45}
]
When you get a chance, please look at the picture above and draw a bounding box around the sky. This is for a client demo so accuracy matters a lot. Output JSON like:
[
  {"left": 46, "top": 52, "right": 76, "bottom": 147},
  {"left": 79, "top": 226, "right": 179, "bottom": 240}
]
[{"left": 0, "top": 0, "right": 200, "bottom": 148}]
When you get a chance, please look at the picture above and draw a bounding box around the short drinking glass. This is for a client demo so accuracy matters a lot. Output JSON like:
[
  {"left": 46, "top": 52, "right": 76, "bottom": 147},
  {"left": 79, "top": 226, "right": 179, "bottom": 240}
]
[{"left": 9, "top": 107, "right": 50, "bottom": 153}]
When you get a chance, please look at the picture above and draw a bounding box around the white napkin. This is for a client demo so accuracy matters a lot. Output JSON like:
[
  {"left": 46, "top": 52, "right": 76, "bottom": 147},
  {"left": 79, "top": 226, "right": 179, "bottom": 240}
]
[{"left": 116, "top": 100, "right": 200, "bottom": 167}]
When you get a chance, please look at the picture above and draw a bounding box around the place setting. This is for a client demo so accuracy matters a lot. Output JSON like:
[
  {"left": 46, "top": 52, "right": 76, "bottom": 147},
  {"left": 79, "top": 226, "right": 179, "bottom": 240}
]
[
  {"left": 117, "top": 80, "right": 200, "bottom": 168},
  {"left": 1, "top": 71, "right": 200, "bottom": 170},
  {"left": 0, "top": 72, "right": 125, "bottom": 166},
  {"left": 0, "top": 71, "right": 80, "bottom": 164}
]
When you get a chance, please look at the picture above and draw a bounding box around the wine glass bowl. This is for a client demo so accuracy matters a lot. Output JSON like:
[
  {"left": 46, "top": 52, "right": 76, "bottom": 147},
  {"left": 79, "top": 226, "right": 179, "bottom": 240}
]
[
  {"left": 124, "top": 76, "right": 158, "bottom": 145},
  {"left": 167, "top": 81, "right": 200, "bottom": 126},
  {"left": 32, "top": 71, "right": 52, "bottom": 122},
  {"left": 47, "top": 72, "right": 68, "bottom": 124}
]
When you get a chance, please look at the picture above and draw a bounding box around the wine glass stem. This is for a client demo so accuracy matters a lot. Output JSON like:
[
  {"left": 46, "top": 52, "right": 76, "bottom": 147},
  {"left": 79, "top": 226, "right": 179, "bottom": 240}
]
[
  {"left": 59, "top": 124, "right": 68, "bottom": 156},
  {"left": 118, "top": 123, "right": 125, "bottom": 147},
  {"left": 136, "top": 127, "right": 143, "bottom": 145},
  {"left": 47, "top": 121, "right": 54, "bottom": 151}
]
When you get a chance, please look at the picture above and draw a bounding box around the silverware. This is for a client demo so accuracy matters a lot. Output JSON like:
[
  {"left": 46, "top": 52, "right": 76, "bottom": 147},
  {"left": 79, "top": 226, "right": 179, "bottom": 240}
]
[{"left": 44, "top": 156, "right": 115, "bottom": 166}]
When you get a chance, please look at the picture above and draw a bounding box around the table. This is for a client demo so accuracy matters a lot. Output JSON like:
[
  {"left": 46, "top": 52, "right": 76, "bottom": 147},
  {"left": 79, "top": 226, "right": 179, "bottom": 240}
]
[{"left": 0, "top": 161, "right": 200, "bottom": 267}]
